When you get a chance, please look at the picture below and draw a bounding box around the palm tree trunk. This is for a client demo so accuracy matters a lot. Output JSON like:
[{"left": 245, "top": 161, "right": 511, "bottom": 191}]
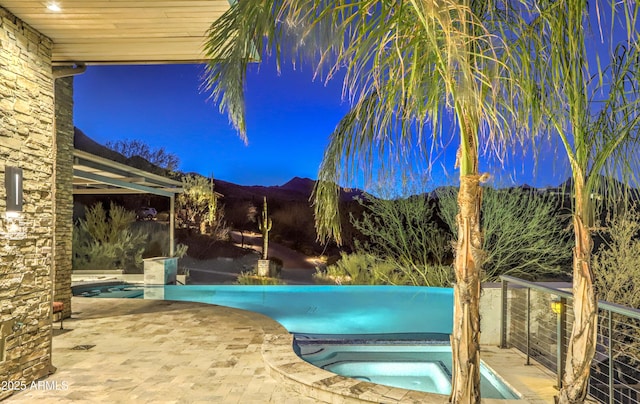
[
  {"left": 557, "top": 178, "right": 598, "bottom": 403},
  {"left": 450, "top": 173, "right": 483, "bottom": 403}
]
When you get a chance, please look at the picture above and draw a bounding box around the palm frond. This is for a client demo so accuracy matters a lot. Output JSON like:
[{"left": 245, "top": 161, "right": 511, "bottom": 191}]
[
  {"left": 305, "top": 0, "right": 547, "bottom": 240},
  {"left": 202, "top": 0, "right": 284, "bottom": 143},
  {"left": 586, "top": 41, "right": 640, "bottom": 209},
  {"left": 515, "top": 0, "right": 640, "bottom": 218},
  {"left": 203, "top": 0, "right": 553, "bottom": 242}
]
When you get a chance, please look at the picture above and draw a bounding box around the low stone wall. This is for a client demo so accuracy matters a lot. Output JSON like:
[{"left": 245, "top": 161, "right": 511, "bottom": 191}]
[{"left": 480, "top": 284, "right": 504, "bottom": 346}]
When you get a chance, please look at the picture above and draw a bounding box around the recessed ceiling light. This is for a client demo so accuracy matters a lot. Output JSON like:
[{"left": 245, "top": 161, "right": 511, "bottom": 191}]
[{"left": 47, "top": 2, "right": 61, "bottom": 12}]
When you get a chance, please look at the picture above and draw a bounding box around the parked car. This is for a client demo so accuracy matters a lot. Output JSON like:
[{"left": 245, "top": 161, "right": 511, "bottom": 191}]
[{"left": 136, "top": 207, "right": 157, "bottom": 221}]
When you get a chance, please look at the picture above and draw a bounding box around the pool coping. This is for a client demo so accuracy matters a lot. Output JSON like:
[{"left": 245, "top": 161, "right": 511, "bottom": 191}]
[{"left": 261, "top": 329, "right": 557, "bottom": 403}]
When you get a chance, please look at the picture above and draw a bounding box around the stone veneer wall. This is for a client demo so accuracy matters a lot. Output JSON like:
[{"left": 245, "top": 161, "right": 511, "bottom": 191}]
[
  {"left": 53, "top": 77, "right": 73, "bottom": 318},
  {"left": 0, "top": 7, "right": 55, "bottom": 399}
]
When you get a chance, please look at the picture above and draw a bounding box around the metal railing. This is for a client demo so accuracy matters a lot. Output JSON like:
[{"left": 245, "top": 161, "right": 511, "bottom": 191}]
[{"left": 500, "top": 275, "right": 640, "bottom": 404}]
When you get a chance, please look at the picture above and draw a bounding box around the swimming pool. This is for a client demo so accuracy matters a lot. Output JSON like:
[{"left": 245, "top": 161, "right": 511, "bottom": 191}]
[
  {"left": 158, "top": 285, "right": 453, "bottom": 335},
  {"left": 72, "top": 282, "right": 144, "bottom": 298},
  {"left": 77, "top": 284, "right": 517, "bottom": 398}
]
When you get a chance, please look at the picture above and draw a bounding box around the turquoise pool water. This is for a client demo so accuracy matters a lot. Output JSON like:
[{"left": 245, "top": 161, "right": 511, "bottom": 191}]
[
  {"left": 157, "top": 285, "right": 453, "bottom": 335},
  {"left": 72, "top": 282, "right": 144, "bottom": 298},
  {"left": 294, "top": 336, "right": 518, "bottom": 399}
]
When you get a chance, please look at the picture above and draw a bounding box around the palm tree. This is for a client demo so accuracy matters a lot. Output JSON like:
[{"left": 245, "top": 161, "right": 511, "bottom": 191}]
[
  {"left": 202, "top": 1, "right": 542, "bottom": 401},
  {"left": 519, "top": 1, "right": 640, "bottom": 402}
]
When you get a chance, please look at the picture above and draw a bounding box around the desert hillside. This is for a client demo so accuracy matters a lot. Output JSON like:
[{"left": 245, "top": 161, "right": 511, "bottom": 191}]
[{"left": 73, "top": 127, "right": 362, "bottom": 257}]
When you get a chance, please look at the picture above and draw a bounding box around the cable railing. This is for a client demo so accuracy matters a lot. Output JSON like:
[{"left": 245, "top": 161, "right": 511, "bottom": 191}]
[{"left": 500, "top": 275, "right": 640, "bottom": 404}]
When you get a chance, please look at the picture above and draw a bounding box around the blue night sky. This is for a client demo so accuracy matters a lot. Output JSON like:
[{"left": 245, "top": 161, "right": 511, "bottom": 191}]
[{"left": 73, "top": 61, "right": 569, "bottom": 191}]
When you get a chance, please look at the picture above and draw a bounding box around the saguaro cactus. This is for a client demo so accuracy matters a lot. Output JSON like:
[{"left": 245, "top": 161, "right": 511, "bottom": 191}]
[{"left": 258, "top": 196, "right": 272, "bottom": 260}]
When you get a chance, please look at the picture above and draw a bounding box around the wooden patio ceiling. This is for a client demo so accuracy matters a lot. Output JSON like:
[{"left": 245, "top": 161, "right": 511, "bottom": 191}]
[{"left": 0, "top": 0, "right": 233, "bottom": 65}]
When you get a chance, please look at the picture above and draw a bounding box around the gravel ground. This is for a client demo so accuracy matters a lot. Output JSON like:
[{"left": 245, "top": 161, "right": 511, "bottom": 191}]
[{"left": 179, "top": 234, "right": 320, "bottom": 285}]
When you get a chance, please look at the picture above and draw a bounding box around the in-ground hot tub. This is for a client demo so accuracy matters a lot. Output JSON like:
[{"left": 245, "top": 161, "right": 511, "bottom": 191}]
[{"left": 294, "top": 334, "right": 519, "bottom": 399}]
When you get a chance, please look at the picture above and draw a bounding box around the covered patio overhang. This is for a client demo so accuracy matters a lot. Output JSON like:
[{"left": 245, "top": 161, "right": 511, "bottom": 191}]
[
  {"left": 73, "top": 149, "right": 183, "bottom": 255},
  {"left": 0, "top": 0, "right": 234, "bottom": 65},
  {"left": 0, "top": 0, "right": 237, "bottom": 255}
]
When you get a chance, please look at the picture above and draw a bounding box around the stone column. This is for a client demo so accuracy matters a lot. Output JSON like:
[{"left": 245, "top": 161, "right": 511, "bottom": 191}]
[
  {"left": 53, "top": 76, "right": 74, "bottom": 318},
  {"left": 0, "top": 6, "right": 56, "bottom": 398}
]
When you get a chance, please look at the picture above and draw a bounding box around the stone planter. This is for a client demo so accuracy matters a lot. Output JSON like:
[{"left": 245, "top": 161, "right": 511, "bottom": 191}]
[
  {"left": 256, "top": 259, "right": 281, "bottom": 277},
  {"left": 176, "top": 274, "right": 188, "bottom": 285},
  {"left": 143, "top": 257, "right": 177, "bottom": 285},
  {"left": 257, "top": 259, "right": 270, "bottom": 277}
]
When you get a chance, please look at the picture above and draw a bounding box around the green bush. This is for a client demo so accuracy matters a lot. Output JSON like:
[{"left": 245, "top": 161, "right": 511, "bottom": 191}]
[
  {"left": 133, "top": 221, "right": 188, "bottom": 259},
  {"left": 72, "top": 202, "right": 146, "bottom": 272},
  {"left": 177, "top": 174, "right": 228, "bottom": 239},
  {"left": 313, "top": 265, "right": 349, "bottom": 285},
  {"left": 438, "top": 187, "right": 571, "bottom": 281},
  {"left": 314, "top": 252, "right": 453, "bottom": 286},
  {"left": 349, "top": 190, "right": 453, "bottom": 286},
  {"left": 593, "top": 210, "right": 640, "bottom": 364},
  {"left": 236, "top": 271, "right": 285, "bottom": 285}
]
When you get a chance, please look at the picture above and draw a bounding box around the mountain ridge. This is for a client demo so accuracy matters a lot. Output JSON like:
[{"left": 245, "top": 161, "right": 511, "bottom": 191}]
[
  {"left": 74, "top": 127, "right": 363, "bottom": 203},
  {"left": 74, "top": 127, "right": 638, "bottom": 205}
]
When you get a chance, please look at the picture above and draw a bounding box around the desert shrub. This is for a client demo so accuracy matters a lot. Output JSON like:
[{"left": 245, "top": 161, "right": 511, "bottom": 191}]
[
  {"left": 210, "top": 205, "right": 230, "bottom": 241},
  {"left": 313, "top": 264, "right": 353, "bottom": 285},
  {"left": 177, "top": 174, "right": 228, "bottom": 238},
  {"left": 438, "top": 187, "right": 571, "bottom": 281},
  {"left": 130, "top": 221, "right": 189, "bottom": 259},
  {"left": 322, "top": 253, "right": 384, "bottom": 284},
  {"left": 269, "top": 256, "right": 283, "bottom": 277},
  {"left": 315, "top": 252, "right": 453, "bottom": 286},
  {"left": 236, "top": 271, "right": 285, "bottom": 285},
  {"left": 271, "top": 202, "right": 317, "bottom": 248},
  {"left": 349, "top": 191, "right": 453, "bottom": 286},
  {"left": 173, "top": 243, "right": 189, "bottom": 258},
  {"left": 134, "top": 221, "right": 168, "bottom": 258},
  {"left": 73, "top": 202, "right": 146, "bottom": 272},
  {"left": 593, "top": 210, "right": 640, "bottom": 364},
  {"left": 72, "top": 231, "right": 118, "bottom": 270}
]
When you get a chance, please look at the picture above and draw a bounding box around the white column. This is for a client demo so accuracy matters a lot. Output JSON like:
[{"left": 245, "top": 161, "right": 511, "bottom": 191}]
[{"left": 169, "top": 194, "right": 175, "bottom": 257}]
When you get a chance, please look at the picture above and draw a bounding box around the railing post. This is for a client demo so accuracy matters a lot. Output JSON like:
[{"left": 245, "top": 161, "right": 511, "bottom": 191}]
[
  {"left": 526, "top": 287, "right": 531, "bottom": 365},
  {"left": 608, "top": 309, "right": 613, "bottom": 404},
  {"left": 500, "top": 278, "right": 508, "bottom": 349},
  {"left": 556, "top": 296, "right": 566, "bottom": 389}
]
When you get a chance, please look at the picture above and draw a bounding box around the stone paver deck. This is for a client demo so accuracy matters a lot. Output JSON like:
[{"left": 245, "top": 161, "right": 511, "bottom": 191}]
[
  {"left": 6, "top": 298, "right": 314, "bottom": 403},
  {"left": 5, "top": 297, "right": 557, "bottom": 403}
]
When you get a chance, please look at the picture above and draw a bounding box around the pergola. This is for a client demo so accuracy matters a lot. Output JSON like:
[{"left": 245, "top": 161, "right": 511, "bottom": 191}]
[{"left": 73, "top": 149, "right": 183, "bottom": 255}]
